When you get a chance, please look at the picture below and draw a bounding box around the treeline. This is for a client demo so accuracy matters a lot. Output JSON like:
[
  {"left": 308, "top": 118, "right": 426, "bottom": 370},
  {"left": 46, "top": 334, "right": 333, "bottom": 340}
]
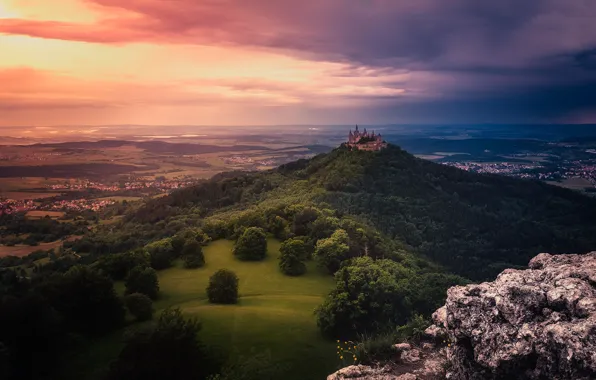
[{"left": 0, "top": 214, "right": 87, "bottom": 246}]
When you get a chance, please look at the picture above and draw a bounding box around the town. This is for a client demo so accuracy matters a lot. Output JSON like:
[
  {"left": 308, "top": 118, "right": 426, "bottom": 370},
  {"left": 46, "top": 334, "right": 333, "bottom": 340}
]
[{"left": 443, "top": 159, "right": 596, "bottom": 190}]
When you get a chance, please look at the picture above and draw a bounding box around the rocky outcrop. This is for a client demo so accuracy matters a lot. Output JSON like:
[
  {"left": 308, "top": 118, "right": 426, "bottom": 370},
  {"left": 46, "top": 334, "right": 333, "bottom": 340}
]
[
  {"left": 326, "top": 344, "right": 448, "bottom": 380},
  {"left": 328, "top": 252, "right": 596, "bottom": 380},
  {"left": 430, "top": 251, "right": 596, "bottom": 380}
]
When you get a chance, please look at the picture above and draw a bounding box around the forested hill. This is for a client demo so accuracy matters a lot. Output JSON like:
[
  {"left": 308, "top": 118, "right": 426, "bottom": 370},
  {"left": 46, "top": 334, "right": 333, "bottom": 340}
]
[{"left": 127, "top": 144, "right": 596, "bottom": 280}]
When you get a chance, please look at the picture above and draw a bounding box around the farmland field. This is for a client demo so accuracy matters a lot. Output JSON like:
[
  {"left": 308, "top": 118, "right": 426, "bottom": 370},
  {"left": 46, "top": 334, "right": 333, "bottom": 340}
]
[
  {"left": 0, "top": 240, "right": 65, "bottom": 257},
  {"left": 25, "top": 210, "right": 66, "bottom": 219},
  {"left": 0, "top": 191, "right": 62, "bottom": 200},
  {"left": 64, "top": 238, "right": 337, "bottom": 380}
]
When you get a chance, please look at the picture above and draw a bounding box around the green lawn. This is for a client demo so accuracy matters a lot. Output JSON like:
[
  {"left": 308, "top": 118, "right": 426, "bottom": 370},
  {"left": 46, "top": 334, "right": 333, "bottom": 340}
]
[{"left": 66, "top": 238, "right": 338, "bottom": 380}]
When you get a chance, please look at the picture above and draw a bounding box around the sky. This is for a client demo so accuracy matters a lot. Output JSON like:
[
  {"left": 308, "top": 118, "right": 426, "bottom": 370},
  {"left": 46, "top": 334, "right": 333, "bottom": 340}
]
[{"left": 0, "top": 0, "right": 596, "bottom": 128}]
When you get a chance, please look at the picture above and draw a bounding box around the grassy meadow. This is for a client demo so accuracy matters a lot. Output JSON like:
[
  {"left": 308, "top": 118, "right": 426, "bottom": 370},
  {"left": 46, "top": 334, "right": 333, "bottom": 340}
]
[{"left": 66, "top": 238, "right": 338, "bottom": 380}]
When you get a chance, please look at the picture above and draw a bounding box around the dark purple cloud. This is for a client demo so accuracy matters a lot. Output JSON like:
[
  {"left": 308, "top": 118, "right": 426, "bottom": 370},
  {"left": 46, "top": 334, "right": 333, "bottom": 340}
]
[{"left": 1, "top": 0, "right": 595, "bottom": 122}]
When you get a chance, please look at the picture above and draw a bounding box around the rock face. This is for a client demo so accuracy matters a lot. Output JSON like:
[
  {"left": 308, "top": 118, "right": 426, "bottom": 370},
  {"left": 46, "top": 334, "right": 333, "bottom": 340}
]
[{"left": 430, "top": 252, "right": 596, "bottom": 380}]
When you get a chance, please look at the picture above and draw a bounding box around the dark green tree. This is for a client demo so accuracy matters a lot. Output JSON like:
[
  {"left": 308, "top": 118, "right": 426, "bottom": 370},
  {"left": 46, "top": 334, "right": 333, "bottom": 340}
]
[
  {"left": 314, "top": 229, "right": 350, "bottom": 274},
  {"left": 124, "top": 293, "right": 154, "bottom": 321},
  {"left": 125, "top": 266, "right": 160, "bottom": 300},
  {"left": 145, "top": 238, "right": 175, "bottom": 270},
  {"left": 207, "top": 269, "right": 239, "bottom": 304},
  {"left": 233, "top": 227, "right": 267, "bottom": 261},
  {"left": 316, "top": 257, "right": 412, "bottom": 338},
  {"left": 108, "top": 308, "right": 219, "bottom": 380},
  {"left": 37, "top": 265, "right": 125, "bottom": 336},
  {"left": 0, "top": 293, "right": 63, "bottom": 379},
  {"left": 182, "top": 240, "right": 205, "bottom": 268},
  {"left": 96, "top": 249, "right": 149, "bottom": 280},
  {"left": 279, "top": 238, "right": 307, "bottom": 276}
]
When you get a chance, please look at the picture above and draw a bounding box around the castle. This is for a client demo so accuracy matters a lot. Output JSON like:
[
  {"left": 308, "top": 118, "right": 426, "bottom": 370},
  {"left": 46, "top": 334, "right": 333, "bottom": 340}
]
[{"left": 347, "top": 125, "right": 388, "bottom": 151}]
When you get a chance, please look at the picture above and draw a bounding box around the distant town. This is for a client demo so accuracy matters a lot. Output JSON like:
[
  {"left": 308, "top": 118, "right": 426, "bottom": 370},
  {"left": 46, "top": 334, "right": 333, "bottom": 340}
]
[{"left": 442, "top": 157, "right": 596, "bottom": 189}]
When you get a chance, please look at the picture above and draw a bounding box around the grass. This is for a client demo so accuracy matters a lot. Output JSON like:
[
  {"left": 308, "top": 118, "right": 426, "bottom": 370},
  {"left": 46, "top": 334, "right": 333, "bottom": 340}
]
[{"left": 66, "top": 238, "right": 338, "bottom": 380}]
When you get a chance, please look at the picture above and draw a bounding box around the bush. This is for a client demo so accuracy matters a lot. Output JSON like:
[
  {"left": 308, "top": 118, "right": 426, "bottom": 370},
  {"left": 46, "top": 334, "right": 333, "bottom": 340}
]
[
  {"left": 279, "top": 238, "right": 307, "bottom": 276},
  {"left": 182, "top": 240, "right": 205, "bottom": 268},
  {"left": 354, "top": 331, "right": 400, "bottom": 365},
  {"left": 125, "top": 266, "right": 159, "bottom": 300},
  {"left": 233, "top": 227, "right": 267, "bottom": 261},
  {"left": 124, "top": 293, "right": 154, "bottom": 321},
  {"left": 207, "top": 269, "right": 239, "bottom": 304}
]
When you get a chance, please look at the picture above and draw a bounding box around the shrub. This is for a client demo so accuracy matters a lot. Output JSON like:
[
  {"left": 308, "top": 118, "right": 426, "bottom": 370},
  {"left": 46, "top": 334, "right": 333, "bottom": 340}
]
[
  {"left": 124, "top": 293, "right": 154, "bottom": 321},
  {"left": 182, "top": 241, "right": 205, "bottom": 268},
  {"left": 125, "top": 266, "right": 159, "bottom": 300},
  {"left": 207, "top": 269, "right": 239, "bottom": 304},
  {"left": 233, "top": 227, "right": 267, "bottom": 261}
]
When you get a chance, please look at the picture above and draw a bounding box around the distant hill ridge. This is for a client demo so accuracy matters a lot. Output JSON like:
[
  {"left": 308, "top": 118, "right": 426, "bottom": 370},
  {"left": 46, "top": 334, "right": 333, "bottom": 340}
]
[{"left": 132, "top": 143, "right": 596, "bottom": 280}]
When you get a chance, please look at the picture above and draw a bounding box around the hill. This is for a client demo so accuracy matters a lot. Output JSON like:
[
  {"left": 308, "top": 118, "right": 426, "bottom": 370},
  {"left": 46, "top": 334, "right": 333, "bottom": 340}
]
[
  {"left": 126, "top": 144, "right": 596, "bottom": 280},
  {"left": 6, "top": 142, "right": 596, "bottom": 380}
]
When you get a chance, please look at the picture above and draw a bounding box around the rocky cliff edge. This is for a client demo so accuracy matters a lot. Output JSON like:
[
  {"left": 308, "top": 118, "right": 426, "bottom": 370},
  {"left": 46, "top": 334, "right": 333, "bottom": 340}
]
[{"left": 328, "top": 252, "right": 596, "bottom": 380}]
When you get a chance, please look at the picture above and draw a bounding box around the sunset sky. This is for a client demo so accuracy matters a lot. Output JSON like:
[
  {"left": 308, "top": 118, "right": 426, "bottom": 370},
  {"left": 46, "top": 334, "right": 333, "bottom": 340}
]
[{"left": 1, "top": 0, "right": 596, "bottom": 127}]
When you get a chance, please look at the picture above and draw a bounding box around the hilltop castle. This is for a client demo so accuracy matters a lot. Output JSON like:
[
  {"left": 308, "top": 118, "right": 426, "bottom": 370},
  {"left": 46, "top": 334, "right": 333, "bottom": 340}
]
[{"left": 347, "top": 125, "right": 388, "bottom": 151}]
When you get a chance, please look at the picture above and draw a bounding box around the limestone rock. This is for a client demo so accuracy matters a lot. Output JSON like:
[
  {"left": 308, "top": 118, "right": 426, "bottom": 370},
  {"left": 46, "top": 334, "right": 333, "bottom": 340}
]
[
  {"left": 429, "top": 251, "right": 596, "bottom": 380},
  {"left": 326, "top": 365, "right": 401, "bottom": 380},
  {"left": 400, "top": 348, "right": 421, "bottom": 364},
  {"left": 393, "top": 343, "right": 412, "bottom": 352}
]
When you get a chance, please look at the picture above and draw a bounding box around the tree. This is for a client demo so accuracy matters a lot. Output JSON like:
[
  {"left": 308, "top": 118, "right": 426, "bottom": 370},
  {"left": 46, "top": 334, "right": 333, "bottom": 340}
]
[
  {"left": 108, "top": 308, "right": 219, "bottom": 380},
  {"left": 279, "top": 238, "right": 307, "bottom": 276},
  {"left": 314, "top": 229, "right": 350, "bottom": 274},
  {"left": 125, "top": 293, "right": 154, "bottom": 321},
  {"left": 233, "top": 227, "right": 267, "bottom": 261},
  {"left": 207, "top": 269, "right": 239, "bottom": 304},
  {"left": 125, "top": 266, "right": 159, "bottom": 300},
  {"left": 96, "top": 249, "right": 149, "bottom": 280},
  {"left": 145, "top": 239, "right": 175, "bottom": 270},
  {"left": 0, "top": 293, "right": 63, "bottom": 379},
  {"left": 37, "top": 265, "right": 125, "bottom": 336},
  {"left": 315, "top": 257, "right": 412, "bottom": 338},
  {"left": 182, "top": 240, "right": 205, "bottom": 268}
]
